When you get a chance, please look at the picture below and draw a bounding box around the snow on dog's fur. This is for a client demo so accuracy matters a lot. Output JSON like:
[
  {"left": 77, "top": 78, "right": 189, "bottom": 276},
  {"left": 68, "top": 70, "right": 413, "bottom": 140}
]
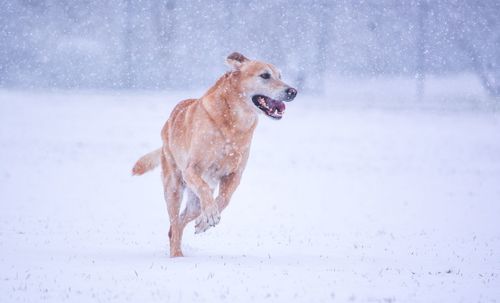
[{"left": 132, "top": 52, "right": 297, "bottom": 257}]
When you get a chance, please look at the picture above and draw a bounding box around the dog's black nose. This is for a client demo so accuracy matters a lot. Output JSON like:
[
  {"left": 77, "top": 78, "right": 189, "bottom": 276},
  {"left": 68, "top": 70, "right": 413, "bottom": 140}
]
[{"left": 285, "top": 87, "right": 297, "bottom": 101}]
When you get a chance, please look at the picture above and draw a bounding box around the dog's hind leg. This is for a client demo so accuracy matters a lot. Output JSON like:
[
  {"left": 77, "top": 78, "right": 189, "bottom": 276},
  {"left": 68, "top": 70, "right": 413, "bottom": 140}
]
[
  {"left": 184, "top": 165, "right": 219, "bottom": 234},
  {"left": 179, "top": 189, "right": 201, "bottom": 230},
  {"left": 161, "top": 152, "right": 185, "bottom": 257}
]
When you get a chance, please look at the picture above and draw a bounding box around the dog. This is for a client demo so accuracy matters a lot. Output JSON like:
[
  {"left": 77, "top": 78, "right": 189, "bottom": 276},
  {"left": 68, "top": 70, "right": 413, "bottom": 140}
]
[{"left": 132, "top": 52, "right": 297, "bottom": 257}]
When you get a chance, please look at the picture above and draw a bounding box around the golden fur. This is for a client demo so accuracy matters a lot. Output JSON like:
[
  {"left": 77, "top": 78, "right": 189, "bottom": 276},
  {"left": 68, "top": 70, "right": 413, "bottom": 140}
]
[{"left": 133, "top": 52, "right": 296, "bottom": 257}]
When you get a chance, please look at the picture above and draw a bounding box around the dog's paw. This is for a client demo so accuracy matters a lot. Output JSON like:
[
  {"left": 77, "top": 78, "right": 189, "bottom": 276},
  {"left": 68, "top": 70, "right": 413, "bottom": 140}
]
[{"left": 194, "top": 204, "right": 220, "bottom": 234}]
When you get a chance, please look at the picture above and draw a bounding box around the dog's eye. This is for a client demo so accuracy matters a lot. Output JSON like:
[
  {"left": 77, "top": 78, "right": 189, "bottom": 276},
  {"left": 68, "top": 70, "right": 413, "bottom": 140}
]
[{"left": 260, "top": 73, "right": 271, "bottom": 80}]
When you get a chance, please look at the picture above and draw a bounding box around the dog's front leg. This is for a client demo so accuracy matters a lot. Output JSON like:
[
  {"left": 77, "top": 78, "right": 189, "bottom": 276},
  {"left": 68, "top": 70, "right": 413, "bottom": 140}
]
[
  {"left": 215, "top": 172, "right": 243, "bottom": 212},
  {"left": 184, "top": 165, "right": 220, "bottom": 234}
]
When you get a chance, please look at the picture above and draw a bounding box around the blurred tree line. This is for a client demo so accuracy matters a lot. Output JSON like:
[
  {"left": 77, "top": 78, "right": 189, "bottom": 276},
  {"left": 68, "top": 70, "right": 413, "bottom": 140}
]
[{"left": 0, "top": 0, "right": 498, "bottom": 96}]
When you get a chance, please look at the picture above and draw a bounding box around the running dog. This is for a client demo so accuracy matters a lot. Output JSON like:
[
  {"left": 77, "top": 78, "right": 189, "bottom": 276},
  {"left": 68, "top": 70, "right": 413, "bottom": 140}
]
[{"left": 132, "top": 52, "right": 297, "bottom": 257}]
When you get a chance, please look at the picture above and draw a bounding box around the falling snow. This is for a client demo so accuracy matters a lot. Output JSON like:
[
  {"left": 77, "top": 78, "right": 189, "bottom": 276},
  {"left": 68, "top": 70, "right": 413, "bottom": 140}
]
[{"left": 1, "top": 1, "right": 500, "bottom": 302}]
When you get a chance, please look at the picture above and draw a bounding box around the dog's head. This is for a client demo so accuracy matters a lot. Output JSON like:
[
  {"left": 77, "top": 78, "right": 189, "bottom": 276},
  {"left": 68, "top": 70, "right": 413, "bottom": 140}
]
[{"left": 226, "top": 52, "right": 297, "bottom": 120}]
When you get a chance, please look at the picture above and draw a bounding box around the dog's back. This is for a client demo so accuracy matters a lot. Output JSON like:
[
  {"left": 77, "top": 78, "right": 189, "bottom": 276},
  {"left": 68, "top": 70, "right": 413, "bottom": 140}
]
[{"left": 161, "top": 98, "right": 197, "bottom": 145}]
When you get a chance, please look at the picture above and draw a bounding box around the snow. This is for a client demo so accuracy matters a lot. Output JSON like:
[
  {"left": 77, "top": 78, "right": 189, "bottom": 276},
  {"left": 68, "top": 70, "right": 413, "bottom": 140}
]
[{"left": 1, "top": 86, "right": 500, "bottom": 302}]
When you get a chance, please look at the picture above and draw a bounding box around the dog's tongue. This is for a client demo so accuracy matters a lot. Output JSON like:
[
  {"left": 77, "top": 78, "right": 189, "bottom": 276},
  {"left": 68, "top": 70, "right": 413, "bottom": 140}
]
[{"left": 269, "top": 99, "right": 285, "bottom": 112}]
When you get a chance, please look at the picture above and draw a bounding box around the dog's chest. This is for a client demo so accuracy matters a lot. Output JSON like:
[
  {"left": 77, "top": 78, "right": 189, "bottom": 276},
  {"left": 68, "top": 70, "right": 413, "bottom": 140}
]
[{"left": 212, "top": 139, "right": 248, "bottom": 175}]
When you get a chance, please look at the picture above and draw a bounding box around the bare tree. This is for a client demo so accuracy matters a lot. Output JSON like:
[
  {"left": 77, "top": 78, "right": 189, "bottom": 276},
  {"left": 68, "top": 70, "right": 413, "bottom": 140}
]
[
  {"left": 153, "top": 0, "right": 176, "bottom": 86},
  {"left": 314, "top": 0, "right": 333, "bottom": 93},
  {"left": 415, "top": 0, "right": 428, "bottom": 101},
  {"left": 122, "top": 0, "right": 134, "bottom": 88},
  {"left": 448, "top": 1, "right": 500, "bottom": 97}
]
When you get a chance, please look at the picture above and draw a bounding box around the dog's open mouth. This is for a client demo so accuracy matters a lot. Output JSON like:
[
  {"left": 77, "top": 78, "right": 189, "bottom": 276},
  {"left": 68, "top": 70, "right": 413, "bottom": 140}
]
[{"left": 251, "top": 95, "right": 285, "bottom": 120}]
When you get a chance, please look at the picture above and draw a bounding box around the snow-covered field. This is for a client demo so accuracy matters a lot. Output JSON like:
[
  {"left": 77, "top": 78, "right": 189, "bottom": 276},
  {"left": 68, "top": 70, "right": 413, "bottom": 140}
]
[{"left": 1, "top": 84, "right": 499, "bottom": 302}]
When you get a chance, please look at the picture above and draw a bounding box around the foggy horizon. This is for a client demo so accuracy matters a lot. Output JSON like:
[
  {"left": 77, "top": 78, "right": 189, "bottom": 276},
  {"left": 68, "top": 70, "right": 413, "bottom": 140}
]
[{"left": 1, "top": 0, "right": 499, "bottom": 96}]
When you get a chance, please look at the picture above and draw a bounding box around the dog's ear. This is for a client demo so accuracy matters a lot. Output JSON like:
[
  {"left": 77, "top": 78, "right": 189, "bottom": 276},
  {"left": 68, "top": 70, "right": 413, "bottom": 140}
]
[{"left": 226, "top": 52, "right": 249, "bottom": 70}]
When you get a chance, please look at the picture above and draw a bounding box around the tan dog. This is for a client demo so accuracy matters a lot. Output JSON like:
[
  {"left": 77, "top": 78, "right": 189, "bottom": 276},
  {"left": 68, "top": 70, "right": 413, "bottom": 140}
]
[{"left": 132, "top": 52, "right": 297, "bottom": 257}]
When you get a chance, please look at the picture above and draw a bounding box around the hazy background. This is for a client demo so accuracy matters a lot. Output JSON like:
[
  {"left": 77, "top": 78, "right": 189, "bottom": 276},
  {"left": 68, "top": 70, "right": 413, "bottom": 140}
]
[
  {"left": 2, "top": 2, "right": 500, "bottom": 302},
  {"left": 1, "top": 0, "right": 499, "bottom": 98}
]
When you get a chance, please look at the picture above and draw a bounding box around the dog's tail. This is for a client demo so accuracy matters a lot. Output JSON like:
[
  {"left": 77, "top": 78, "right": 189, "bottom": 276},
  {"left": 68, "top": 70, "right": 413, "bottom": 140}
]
[{"left": 132, "top": 148, "right": 162, "bottom": 176}]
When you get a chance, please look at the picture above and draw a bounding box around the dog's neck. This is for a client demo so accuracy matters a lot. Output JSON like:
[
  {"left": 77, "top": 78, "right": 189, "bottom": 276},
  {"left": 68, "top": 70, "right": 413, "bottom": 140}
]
[{"left": 201, "top": 72, "right": 258, "bottom": 137}]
